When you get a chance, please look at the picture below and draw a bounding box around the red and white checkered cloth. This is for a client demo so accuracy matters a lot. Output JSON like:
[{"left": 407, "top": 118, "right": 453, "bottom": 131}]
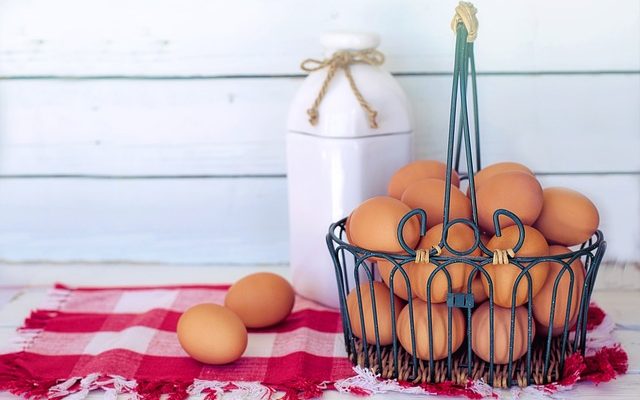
[
  {"left": 0, "top": 284, "right": 628, "bottom": 400},
  {"left": 0, "top": 284, "right": 355, "bottom": 399}
]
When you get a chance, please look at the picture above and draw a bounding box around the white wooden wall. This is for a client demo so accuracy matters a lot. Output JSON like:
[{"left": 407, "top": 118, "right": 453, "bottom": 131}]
[{"left": 0, "top": 0, "right": 638, "bottom": 264}]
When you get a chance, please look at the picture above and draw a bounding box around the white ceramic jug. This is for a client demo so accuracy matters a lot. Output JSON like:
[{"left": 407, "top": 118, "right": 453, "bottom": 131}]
[{"left": 286, "top": 31, "right": 414, "bottom": 308}]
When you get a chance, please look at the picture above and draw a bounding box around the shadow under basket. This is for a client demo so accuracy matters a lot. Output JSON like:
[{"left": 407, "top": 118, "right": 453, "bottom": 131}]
[{"left": 349, "top": 337, "right": 572, "bottom": 388}]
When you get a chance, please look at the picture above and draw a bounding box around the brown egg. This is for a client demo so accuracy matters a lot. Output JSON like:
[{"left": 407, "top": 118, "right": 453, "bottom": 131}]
[
  {"left": 377, "top": 260, "right": 412, "bottom": 300},
  {"left": 388, "top": 160, "right": 460, "bottom": 199},
  {"left": 462, "top": 234, "right": 491, "bottom": 305},
  {"left": 533, "top": 245, "right": 586, "bottom": 336},
  {"left": 470, "top": 273, "right": 488, "bottom": 303},
  {"left": 476, "top": 171, "right": 543, "bottom": 234},
  {"left": 467, "top": 162, "right": 534, "bottom": 195},
  {"left": 465, "top": 235, "right": 491, "bottom": 304},
  {"left": 177, "top": 303, "right": 248, "bottom": 364},
  {"left": 349, "top": 196, "right": 421, "bottom": 254},
  {"left": 346, "top": 282, "right": 404, "bottom": 345},
  {"left": 397, "top": 300, "right": 465, "bottom": 361},
  {"left": 225, "top": 273, "right": 295, "bottom": 328},
  {"left": 472, "top": 302, "right": 534, "bottom": 364},
  {"left": 534, "top": 187, "right": 600, "bottom": 246},
  {"left": 401, "top": 179, "right": 471, "bottom": 229},
  {"left": 483, "top": 225, "right": 550, "bottom": 308},
  {"left": 344, "top": 214, "right": 353, "bottom": 243},
  {"left": 410, "top": 223, "right": 479, "bottom": 303}
]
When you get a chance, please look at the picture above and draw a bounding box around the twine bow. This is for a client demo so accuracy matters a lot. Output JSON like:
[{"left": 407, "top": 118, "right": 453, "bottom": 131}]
[
  {"left": 492, "top": 248, "right": 515, "bottom": 265},
  {"left": 300, "top": 49, "right": 385, "bottom": 129},
  {"left": 451, "top": 1, "right": 479, "bottom": 42},
  {"left": 415, "top": 245, "right": 443, "bottom": 264}
]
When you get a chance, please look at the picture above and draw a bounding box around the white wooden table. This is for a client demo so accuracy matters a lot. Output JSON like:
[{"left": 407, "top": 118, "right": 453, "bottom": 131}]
[{"left": 0, "top": 263, "right": 638, "bottom": 399}]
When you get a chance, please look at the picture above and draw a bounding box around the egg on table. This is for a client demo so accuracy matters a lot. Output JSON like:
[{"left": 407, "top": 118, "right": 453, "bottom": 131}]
[
  {"left": 225, "top": 272, "right": 295, "bottom": 328},
  {"left": 177, "top": 303, "right": 248, "bottom": 364},
  {"left": 388, "top": 160, "right": 460, "bottom": 199}
]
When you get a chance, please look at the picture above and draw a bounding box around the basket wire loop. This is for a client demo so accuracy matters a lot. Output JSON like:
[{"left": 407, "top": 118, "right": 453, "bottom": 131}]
[
  {"left": 397, "top": 209, "right": 428, "bottom": 256},
  {"left": 325, "top": 1, "right": 607, "bottom": 388}
]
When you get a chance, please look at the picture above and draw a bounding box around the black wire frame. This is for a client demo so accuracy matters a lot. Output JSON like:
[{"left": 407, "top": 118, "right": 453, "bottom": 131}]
[{"left": 325, "top": 21, "right": 607, "bottom": 387}]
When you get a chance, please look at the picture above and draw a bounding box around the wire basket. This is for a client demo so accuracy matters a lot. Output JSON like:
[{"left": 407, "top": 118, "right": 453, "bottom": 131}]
[{"left": 326, "top": 3, "right": 606, "bottom": 389}]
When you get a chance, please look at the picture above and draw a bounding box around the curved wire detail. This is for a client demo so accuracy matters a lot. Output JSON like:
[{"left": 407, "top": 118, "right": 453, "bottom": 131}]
[
  {"left": 397, "top": 208, "right": 428, "bottom": 255},
  {"left": 441, "top": 218, "right": 481, "bottom": 256}
]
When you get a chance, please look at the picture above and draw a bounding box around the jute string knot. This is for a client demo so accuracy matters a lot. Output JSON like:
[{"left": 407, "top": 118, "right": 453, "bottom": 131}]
[
  {"left": 300, "top": 49, "right": 385, "bottom": 129},
  {"left": 415, "top": 245, "right": 443, "bottom": 264},
  {"left": 451, "top": 1, "right": 479, "bottom": 42},
  {"left": 492, "top": 248, "right": 515, "bottom": 265}
]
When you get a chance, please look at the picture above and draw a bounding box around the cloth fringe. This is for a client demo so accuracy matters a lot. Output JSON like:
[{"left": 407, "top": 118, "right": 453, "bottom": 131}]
[
  {"left": 0, "top": 346, "right": 628, "bottom": 400},
  {"left": 333, "top": 366, "right": 496, "bottom": 399},
  {"left": 0, "top": 370, "right": 328, "bottom": 400},
  {"left": 2, "top": 286, "right": 71, "bottom": 355}
]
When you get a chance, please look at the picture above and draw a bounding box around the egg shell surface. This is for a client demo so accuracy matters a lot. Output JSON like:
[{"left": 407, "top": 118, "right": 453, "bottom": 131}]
[
  {"left": 225, "top": 272, "right": 295, "bottom": 328},
  {"left": 483, "top": 225, "right": 550, "bottom": 308},
  {"left": 349, "top": 196, "right": 421, "bottom": 254},
  {"left": 388, "top": 160, "right": 460, "bottom": 199},
  {"left": 177, "top": 303, "right": 248, "bottom": 365},
  {"left": 346, "top": 281, "right": 404, "bottom": 345},
  {"left": 401, "top": 178, "right": 471, "bottom": 229}
]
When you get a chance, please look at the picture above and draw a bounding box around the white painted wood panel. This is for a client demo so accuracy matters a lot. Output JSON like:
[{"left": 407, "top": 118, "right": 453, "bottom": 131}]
[
  {"left": 0, "top": 74, "right": 637, "bottom": 176},
  {"left": 0, "top": 174, "right": 635, "bottom": 263},
  {"left": 0, "top": 264, "right": 290, "bottom": 289},
  {"left": 0, "top": 0, "right": 638, "bottom": 77},
  {"left": 0, "top": 178, "right": 289, "bottom": 264}
]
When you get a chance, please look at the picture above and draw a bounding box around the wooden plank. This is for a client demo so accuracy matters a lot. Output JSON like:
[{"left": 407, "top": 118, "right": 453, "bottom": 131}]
[
  {"left": 0, "top": 178, "right": 289, "bottom": 264},
  {"left": 0, "top": 264, "right": 289, "bottom": 287},
  {"left": 409, "top": 75, "right": 640, "bottom": 174},
  {"left": 0, "top": 0, "right": 638, "bottom": 77},
  {"left": 0, "top": 175, "right": 636, "bottom": 264},
  {"left": 0, "top": 78, "right": 292, "bottom": 176},
  {"left": 0, "top": 74, "right": 638, "bottom": 176}
]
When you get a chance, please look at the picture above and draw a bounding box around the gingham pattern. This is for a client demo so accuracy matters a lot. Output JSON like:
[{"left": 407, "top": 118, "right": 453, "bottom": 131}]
[{"left": 0, "top": 284, "right": 355, "bottom": 393}]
